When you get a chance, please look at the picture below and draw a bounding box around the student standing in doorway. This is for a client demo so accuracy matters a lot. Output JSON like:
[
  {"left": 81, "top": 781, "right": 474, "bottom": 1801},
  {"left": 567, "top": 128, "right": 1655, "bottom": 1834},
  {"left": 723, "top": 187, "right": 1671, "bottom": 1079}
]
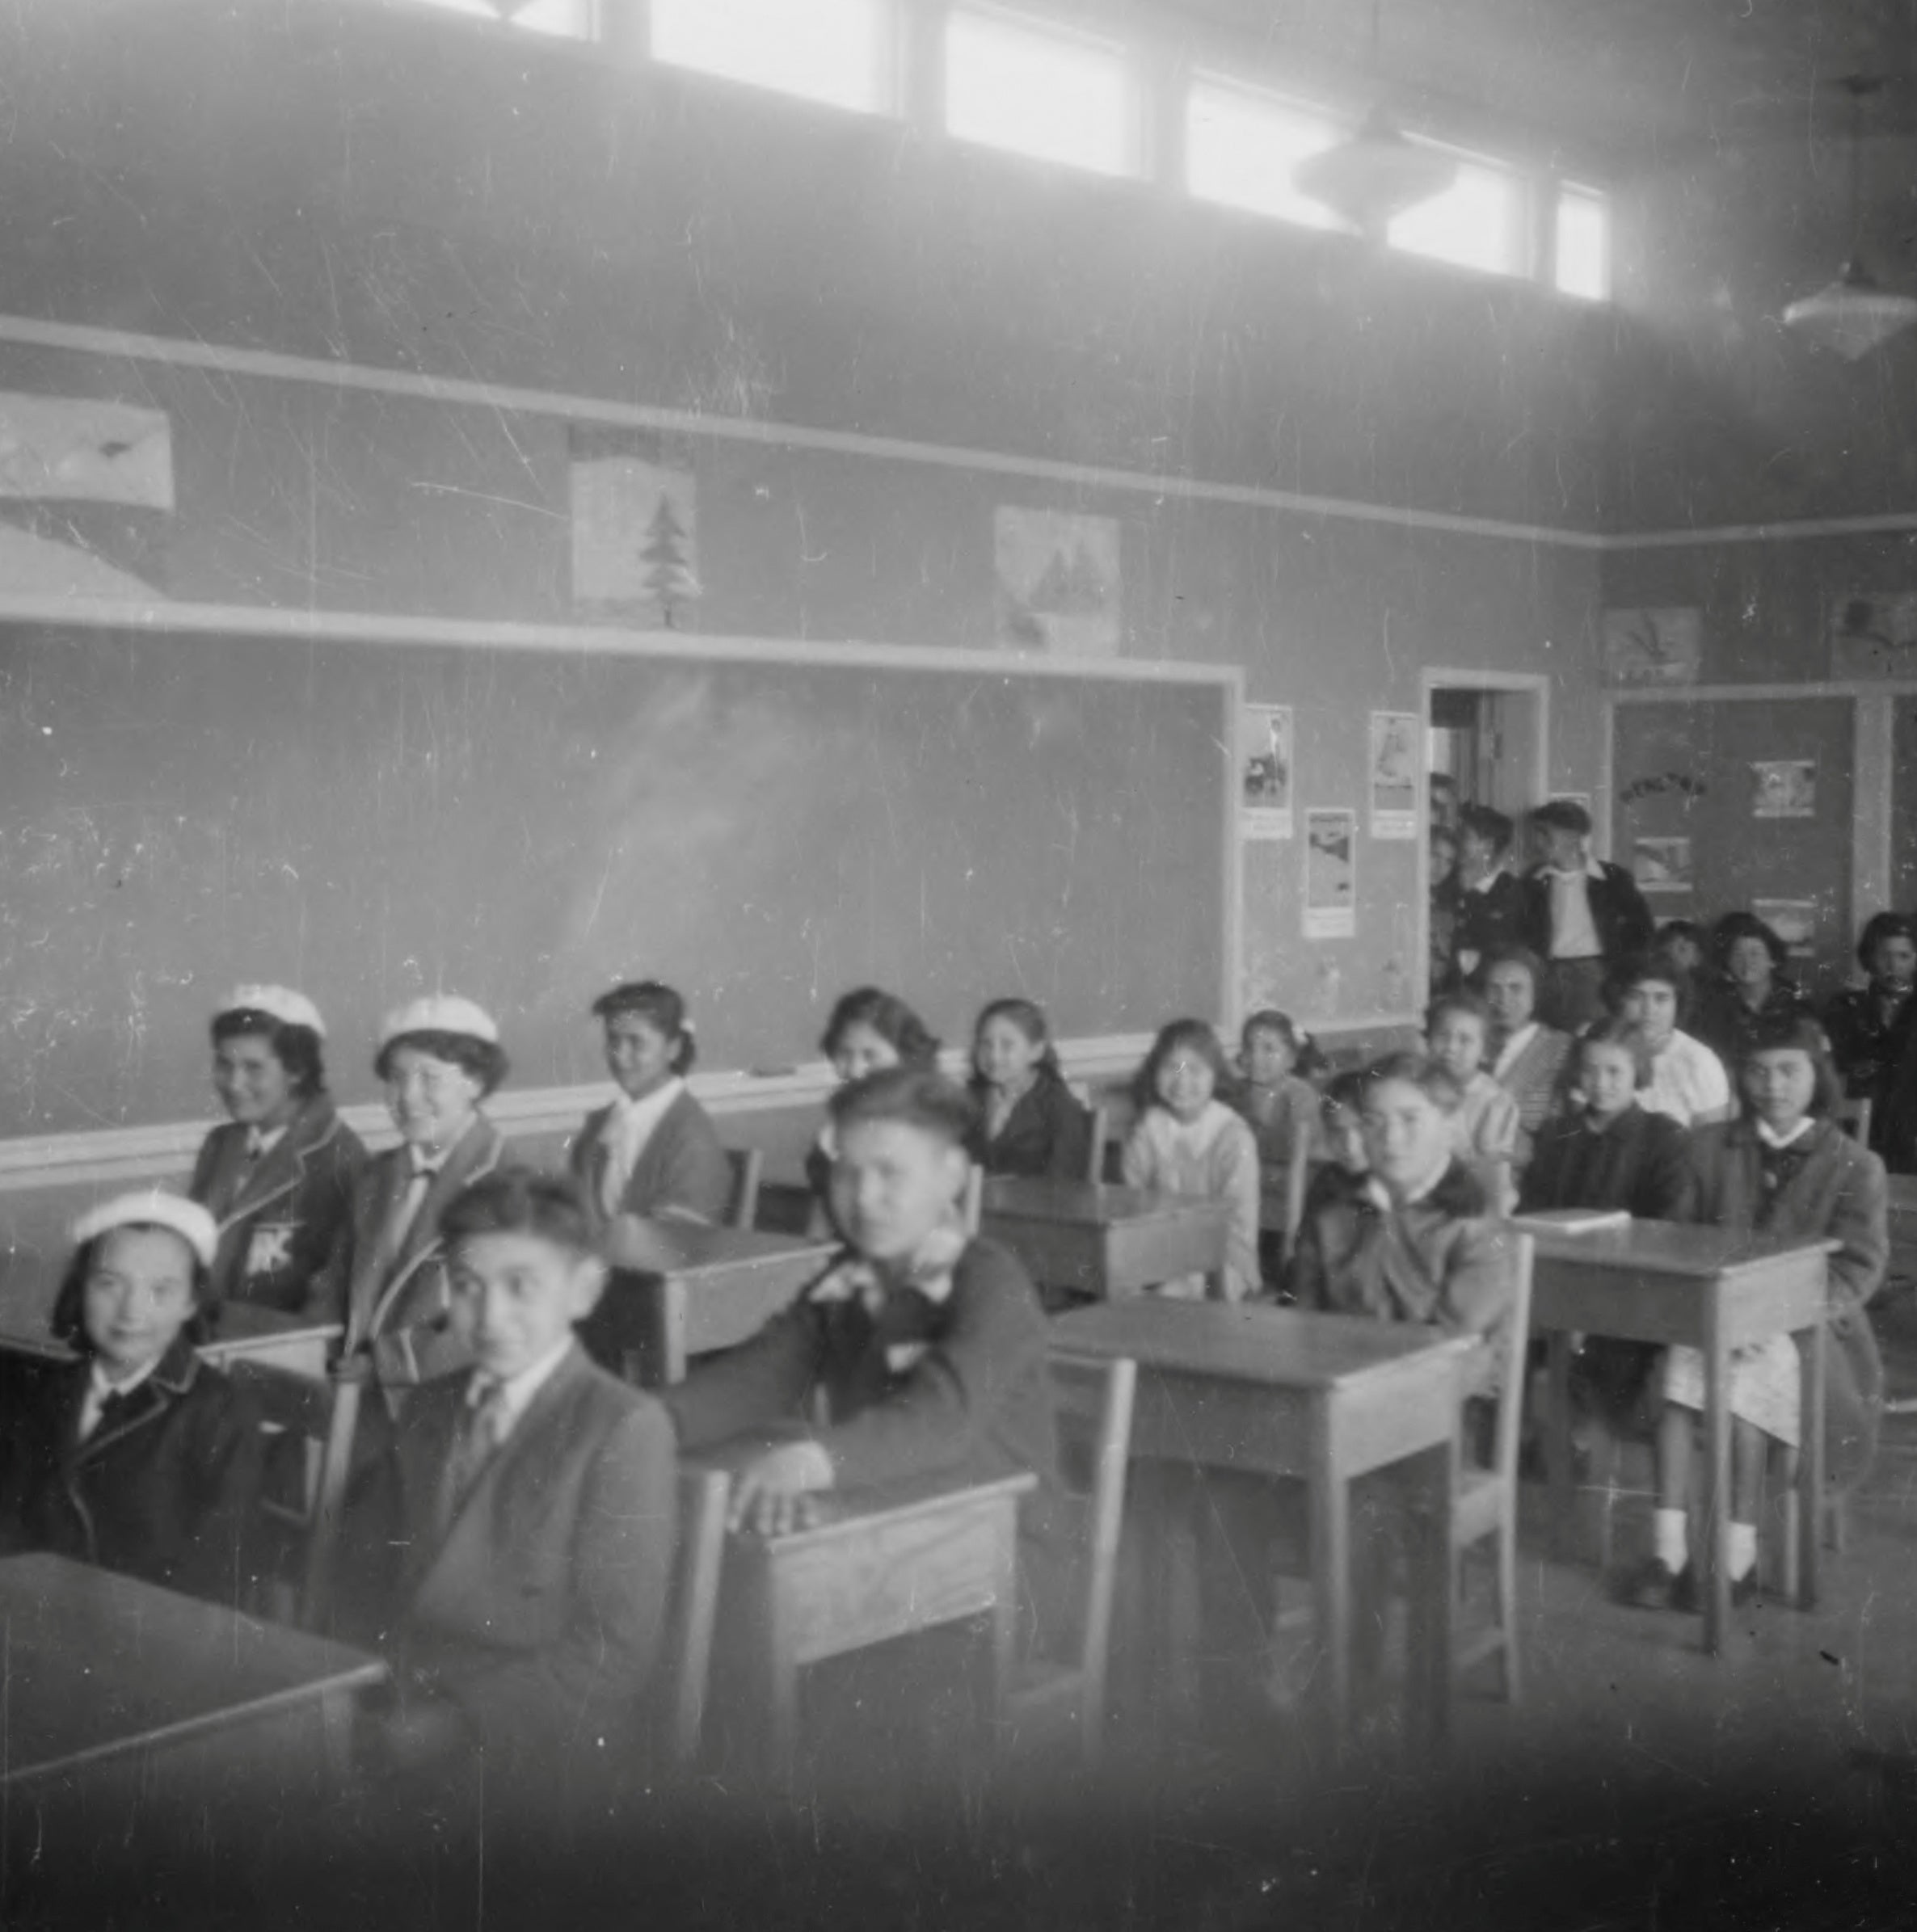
[{"left": 1518, "top": 800, "right": 1654, "bottom": 1033}]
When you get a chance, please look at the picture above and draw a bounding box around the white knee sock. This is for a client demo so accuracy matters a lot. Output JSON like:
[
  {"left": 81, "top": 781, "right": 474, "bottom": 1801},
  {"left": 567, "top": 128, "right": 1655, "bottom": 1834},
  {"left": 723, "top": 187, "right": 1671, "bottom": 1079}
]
[
  {"left": 1727, "top": 1522, "right": 1758, "bottom": 1581},
  {"left": 1654, "top": 1507, "right": 1688, "bottom": 1571}
]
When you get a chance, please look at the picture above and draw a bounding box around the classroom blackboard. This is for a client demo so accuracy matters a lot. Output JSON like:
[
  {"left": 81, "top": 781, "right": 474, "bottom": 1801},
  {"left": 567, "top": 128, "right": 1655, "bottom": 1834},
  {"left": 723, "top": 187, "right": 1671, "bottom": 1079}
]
[{"left": 0, "top": 623, "right": 1232, "bottom": 1139}]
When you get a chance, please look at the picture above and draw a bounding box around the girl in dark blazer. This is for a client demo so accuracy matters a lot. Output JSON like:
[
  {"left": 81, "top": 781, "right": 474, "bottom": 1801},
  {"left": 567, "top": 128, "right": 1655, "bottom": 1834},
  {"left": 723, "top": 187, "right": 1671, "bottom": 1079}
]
[
  {"left": 1828, "top": 911, "right": 1917, "bottom": 1169},
  {"left": 343, "top": 996, "right": 508, "bottom": 1406},
  {"left": 966, "top": 996, "right": 1092, "bottom": 1181},
  {"left": 569, "top": 980, "right": 732, "bottom": 1228},
  {"left": 1627, "top": 1017, "right": 1889, "bottom": 1612},
  {"left": 0, "top": 1191, "right": 262, "bottom": 1603},
  {"left": 1693, "top": 912, "right": 1818, "bottom": 1071},
  {"left": 188, "top": 984, "right": 365, "bottom": 1321}
]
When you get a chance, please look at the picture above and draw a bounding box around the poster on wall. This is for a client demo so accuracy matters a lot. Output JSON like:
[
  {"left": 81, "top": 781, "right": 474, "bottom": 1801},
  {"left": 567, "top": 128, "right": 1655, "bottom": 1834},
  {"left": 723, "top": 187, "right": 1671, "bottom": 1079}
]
[
  {"left": 1304, "top": 808, "right": 1357, "bottom": 938},
  {"left": 993, "top": 507, "right": 1121, "bottom": 657},
  {"left": 1601, "top": 607, "right": 1702, "bottom": 686},
  {"left": 1751, "top": 760, "right": 1816, "bottom": 819},
  {"left": 1830, "top": 593, "right": 1917, "bottom": 679},
  {"left": 1239, "top": 704, "right": 1295, "bottom": 840},
  {"left": 570, "top": 426, "right": 701, "bottom": 629},
  {"left": 1367, "top": 713, "right": 1421, "bottom": 840},
  {"left": 1753, "top": 899, "right": 1818, "bottom": 958},
  {"left": 1631, "top": 836, "right": 1693, "bottom": 894}
]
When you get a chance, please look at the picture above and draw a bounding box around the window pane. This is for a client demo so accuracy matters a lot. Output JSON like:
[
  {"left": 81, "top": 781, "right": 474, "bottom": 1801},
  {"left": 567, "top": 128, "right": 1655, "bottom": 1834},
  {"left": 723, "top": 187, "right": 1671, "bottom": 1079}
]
[
  {"left": 1556, "top": 186, "right": 1610, "bottom": 301},
  {"left": 651, "top": 0, "right": 894, "bottom": 115},
  {"left": 1387, "top": 151, "right": 1526, "bottom": 277},
  {"left": 409, "top": 0, "right": 596, "bottom": 37},
  {"left": 945, "top": 9, "right": 1133, "bottom": 177},
  {"left": 1186, "top": 78, "right": 1348, "bottom": 229}
]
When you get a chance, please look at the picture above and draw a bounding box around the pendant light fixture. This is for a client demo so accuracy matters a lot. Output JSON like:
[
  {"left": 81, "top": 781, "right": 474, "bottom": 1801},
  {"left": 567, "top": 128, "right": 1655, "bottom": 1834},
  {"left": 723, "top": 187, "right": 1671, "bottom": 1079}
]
[
  {"left": 1292, "top": 0, "right": 1457, "bottom": 239},
  {"left": 1783, "top": 75, "right": 1917, "bottom": 360}
]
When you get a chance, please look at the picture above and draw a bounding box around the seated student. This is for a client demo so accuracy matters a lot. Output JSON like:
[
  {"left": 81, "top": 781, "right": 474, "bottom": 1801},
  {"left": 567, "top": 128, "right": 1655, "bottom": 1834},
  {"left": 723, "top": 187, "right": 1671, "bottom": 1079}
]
[
  {"left": 1628, "top": 1019, "right": 1888, "bottom": 1611},
  {"left": 1119, "top": 1019, "right": 1262, "bottom": 1301},
  {"left": 188, "top": 984, "right": 365, "bottom": 1320},
  {"left": 1826, "top": 911, "right": 1917, "bottom": 1169},
  {"left": 1694, "top": 911, "right": 1817, "bottom": 1070},
  {"left": 1426, "top": 990, "right": 1519, "bottom": 1207},
  {"left": 571, "top": 980, "right": 732, "bottom": 1229},
  {"left": 1481, "top": 949, "right": 1574, "bottom": 1167},
  {"left": 343, "top": 996, "right": 508, "bottom": 1408},
  {"left": 1609, "top": 951, "right": 1732, "bottom": 1128},
  {"left": 1520, "top": 1021, "right": 1693, "bottom": 1423},
  {"left": 0, "top": 1192, "right": 262, "bottom": 1603},
  {"left": 965, "top": 996, "right": 1092, "bottom": 1181},
  {"left": 1654, "top": 920, "right": 1709, "bottom": 983},
  {"left": 364, "top": 1170, "right": 676, "bottom": 1800},
  {"left": 1449, "top": 805, "right": 1526, "bottom": 986},
  {"left": 1238, "top": 1009, "right": 1323, "bottom": 1278},
  {"left": 805, "top": 987, "right": 942, "bottom": 1226},
  {"left": 665, "top": 1067, "right": 1065, "bottom": 1643}
]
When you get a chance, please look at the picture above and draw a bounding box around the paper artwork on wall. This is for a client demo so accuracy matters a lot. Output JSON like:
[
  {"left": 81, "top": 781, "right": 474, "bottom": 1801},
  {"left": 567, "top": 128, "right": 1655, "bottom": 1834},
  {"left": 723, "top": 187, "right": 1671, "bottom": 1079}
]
[
  {"left": 1829, "top": 594, "right": 1917, "bottom": 679},
  {"left": 1304, "top": 808, "right": 1357, "bottom": 938},
  {"left": 1751, "top": 760, "right": 1816, "bottom": 819},
  {"left": 1239, "top": 704, "right": 1294, "bottom": 840},
  {"left": 0, "top": 393, "right": 174, "bottom": 509},
  {"left": 994, "top": 507, "right": 1120, "bottom": 657},
  {"left": 1367, "top": 713, "right": 1421, "bottom": 840},
  {"left": 1601, "top": 608, "right": 1701, "bottom": 686},
  {"left": 569, "top": 426, "right": 701, "bottom": 629},
  {"left": 1753, "top": 899, "right": 1818, "bottom": 957},
  {"left": 1632, "top": 836, "right": 1693, "bottom": 894}
]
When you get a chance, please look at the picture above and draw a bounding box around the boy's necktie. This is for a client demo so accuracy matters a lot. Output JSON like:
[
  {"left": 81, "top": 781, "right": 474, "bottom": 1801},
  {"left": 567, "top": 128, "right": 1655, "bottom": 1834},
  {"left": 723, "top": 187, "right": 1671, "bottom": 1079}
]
[{"left": 441, "top": 1381, "right": 509, "bottom": 1524}]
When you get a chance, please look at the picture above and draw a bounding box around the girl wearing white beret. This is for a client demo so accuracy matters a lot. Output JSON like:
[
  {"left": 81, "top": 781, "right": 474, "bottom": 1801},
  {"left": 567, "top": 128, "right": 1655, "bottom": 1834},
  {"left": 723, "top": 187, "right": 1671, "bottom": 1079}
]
[
  {"left": 0, "top": 1191, "right": 263, "bottom": 1602},
  {"left": 187, "top": 985, "right": 367, "bottom": 1321},
  {"left": 343, "top": 995, "right": 508, "bottom": 1408}
]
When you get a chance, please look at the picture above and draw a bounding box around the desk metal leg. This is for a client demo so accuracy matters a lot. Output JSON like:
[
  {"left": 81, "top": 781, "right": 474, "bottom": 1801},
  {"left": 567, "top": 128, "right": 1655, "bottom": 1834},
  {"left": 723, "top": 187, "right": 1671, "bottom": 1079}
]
[
  {"left": 1799, "top": 1315, "right": 1827, "bottom": 1610},
  {"left": 1702, "top": 1317, "right": 1730, "bottom": 1657},
  {"left": 1545, "top": 1329, "right": 1574, "bottom": 1561},
  {"left": 1309, "top": 1415, "right": 1352, "bottom": 1749}
]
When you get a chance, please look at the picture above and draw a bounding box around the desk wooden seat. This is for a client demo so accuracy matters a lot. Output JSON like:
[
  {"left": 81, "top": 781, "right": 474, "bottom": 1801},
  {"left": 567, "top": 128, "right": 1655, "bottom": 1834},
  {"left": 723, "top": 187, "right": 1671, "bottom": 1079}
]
[
  {"left": 1522, "top": 1217, "right": 1835, "bottom": 1656},
  {"left": 1050, "top": 1300, "right": 1469, "bottom": 1753},
  {"left": 981, "top": 1178, "right": 1228, "bottom": 1300}
]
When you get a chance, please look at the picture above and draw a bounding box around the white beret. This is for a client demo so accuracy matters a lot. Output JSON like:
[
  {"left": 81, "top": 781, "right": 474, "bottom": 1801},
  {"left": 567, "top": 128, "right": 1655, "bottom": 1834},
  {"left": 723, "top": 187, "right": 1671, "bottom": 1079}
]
[
  {"left": 379, "top": 994, "right": 500, "bottom": 1051},
  {"left": 219, "top": 983, "right": 326, "bottom": 1038},
  {"left": 70, "top": 1189, "right": 218, "bottom": 1269}
]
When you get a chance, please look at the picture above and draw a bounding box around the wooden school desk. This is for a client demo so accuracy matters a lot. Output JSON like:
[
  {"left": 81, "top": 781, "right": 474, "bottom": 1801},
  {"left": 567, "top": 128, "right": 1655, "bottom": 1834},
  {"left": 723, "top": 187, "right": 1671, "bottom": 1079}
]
[
  {"left": 1523, "top": 1219, "right": 1835, "bottom": 1656},
  {"left": 0, "top": 1551, "right": 385, "bottom": 1802},
  {"left": 695, "top": 1462, "right": 1034, "bottom": 1779},
  {"left": 980, "top": 1178, "right": 1229, "bottom": 1299},
  {"left": 599, "top": 1219, "right": 838, "bottom": 1386},
  {"left": 1049, "top": 1299, "right": 1471, "bottom": 1753}
]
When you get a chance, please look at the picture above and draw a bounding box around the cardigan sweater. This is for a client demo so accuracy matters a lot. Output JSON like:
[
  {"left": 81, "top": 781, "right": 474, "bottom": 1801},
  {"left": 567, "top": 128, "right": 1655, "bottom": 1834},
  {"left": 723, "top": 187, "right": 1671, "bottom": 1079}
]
[
  {"left": 966, "top": 1073, "right": 1093, "bottom": 1182},
  {"left": 1119, "top": 1101, "right": 1262, "bottom": 1300},
  {"left": 1519, "top": 1104, "right": 1693, "bottom": 1220},
  {"left": 570, "top": 1086, "right": 734, "bottom": 1227},
  {"left": 1490, "top": 1025, "right": 1574, "bottom": 1164}
]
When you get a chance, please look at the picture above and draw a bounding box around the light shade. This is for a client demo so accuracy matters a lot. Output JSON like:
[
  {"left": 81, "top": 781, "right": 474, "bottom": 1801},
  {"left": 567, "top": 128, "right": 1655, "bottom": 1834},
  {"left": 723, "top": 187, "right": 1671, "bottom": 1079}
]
[
  {"left": 1783, "top": 259, "right": 1917, "bottom": 361},
  {"left": 1291, "top": 105, "right": 1458, "bottom": 235}
]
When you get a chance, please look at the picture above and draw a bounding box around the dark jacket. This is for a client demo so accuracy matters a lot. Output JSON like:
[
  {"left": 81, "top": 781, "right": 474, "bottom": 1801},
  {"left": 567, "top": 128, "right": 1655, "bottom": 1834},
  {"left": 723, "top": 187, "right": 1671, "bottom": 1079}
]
[
  {"left": 1693, "top": 977, "right": 1818, "bottom": 1073},
  {"left": 1687, "top": 1117, "right": 1890, "bottom": 1490},
  {"left": 569, "top": 1087, "right": 734, "bottom": 1228},
  {"left": 1831, "top": 983, "right": 1917, "bottom": 1168},
  {"left": 1519, "top": 1104, "right": 1694, "bottom": 1221},
  {"left": 966, "top": 1074, "right": 1092, "bottom": 1182},
  {"left": 190, "top": 1097, "right": 367, "bottom": 1320},
  {"left": 1517, "top": 861, "right": 1654, "bottom": 966},
  {"left": 0, "top": 1335, "right": 263, "bottom": 1603},
  {"left": 1449, "top": 871, "right": 1527, "bottom": 979}
]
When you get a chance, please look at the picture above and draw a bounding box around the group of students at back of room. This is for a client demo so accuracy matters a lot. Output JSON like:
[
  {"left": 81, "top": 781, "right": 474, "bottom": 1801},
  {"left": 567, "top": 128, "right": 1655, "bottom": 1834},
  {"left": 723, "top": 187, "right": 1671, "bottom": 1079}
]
[{"left": 0, "top": 793, "right": 1902, "bottom": 1789}]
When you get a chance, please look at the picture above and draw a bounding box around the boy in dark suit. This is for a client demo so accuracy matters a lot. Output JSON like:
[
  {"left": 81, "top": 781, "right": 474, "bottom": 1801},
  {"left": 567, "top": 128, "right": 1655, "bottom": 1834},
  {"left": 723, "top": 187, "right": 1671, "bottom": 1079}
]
[{"left": 362, "top": 1170, "right": 677, "bottom": 1810}]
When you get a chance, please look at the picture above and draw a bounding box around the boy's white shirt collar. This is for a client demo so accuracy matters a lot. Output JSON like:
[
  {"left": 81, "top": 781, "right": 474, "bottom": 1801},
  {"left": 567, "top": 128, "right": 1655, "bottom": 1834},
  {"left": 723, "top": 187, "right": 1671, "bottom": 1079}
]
[
  {"left": 467, "top": 1336, "right": 575, "bottom": 1444},
  {"left": 1753, "top": 1116, "right": 1815, "bottom": 1151}
]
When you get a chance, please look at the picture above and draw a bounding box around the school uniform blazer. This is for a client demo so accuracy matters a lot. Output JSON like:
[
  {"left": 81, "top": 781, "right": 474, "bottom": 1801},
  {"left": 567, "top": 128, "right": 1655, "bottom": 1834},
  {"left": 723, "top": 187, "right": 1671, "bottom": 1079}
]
[
  {"left": 343, "top": 1114, "right": 506, "bottom": 1395},
  {"left": 1686, "top": 1118, "right": 1890, "bottom": 1490},
  {"left": 1492, "top": 1025, "right": 1574, "bottom": 1163},
  {"left": 966, "top": 1075, "right": 1093, "bottom": 1181},
  {"left": 1291, "top": 1161, "right": 1514, "bottom": 1353},
  {"left": 568, "top": 1087, "right": 735, "bottom": 1227},
  {"left": 1517, "top": 861, "right": 1654, "bottom": 966},
  {"left": 1519, "top": 1105, "right": 1693, "bottom": 1221},
  {"left": 1451, "top": 871, "right": 1526, "bottom": 977},
  {"left": 189, "top": 1097, "right": 368, "bottom": 1320},
  {"left": 0, "top": 1336, "right": 263, "bottom": 1604},
  {"left": 387, "top": 1345, "right": 676, "bottom": 1772}
]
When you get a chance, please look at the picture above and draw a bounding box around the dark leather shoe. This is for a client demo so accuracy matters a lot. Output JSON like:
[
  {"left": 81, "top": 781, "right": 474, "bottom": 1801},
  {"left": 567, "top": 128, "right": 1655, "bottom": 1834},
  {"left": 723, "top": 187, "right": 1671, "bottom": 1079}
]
[
  {"left": 1621, "top": 1556, "right": 1685, "bottom": 1610},
  {"left": 1668, "top": 1564, "right": 1757, "bottom": 1614}
]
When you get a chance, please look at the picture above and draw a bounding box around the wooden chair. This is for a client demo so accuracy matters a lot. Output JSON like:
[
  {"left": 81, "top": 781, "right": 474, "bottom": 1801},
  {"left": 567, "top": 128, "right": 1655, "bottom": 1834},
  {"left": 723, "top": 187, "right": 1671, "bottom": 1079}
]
[
  {"left": 1083, "top": 1105, "right": 1108, "bottom": 1185},
  {"left": 659, "top": 1467, "right": 730, "bottom": 1768},
  {"left": 1834, "top": 1096, "right": 1873, "bottom": 1147},
  {"left": 1451, "top": 1231, "right": 1533, "bottom": 1702},
  {"left": 725, "top": 1146, "right": 765, "bottom": 1230},
  {"left": 229, "top": 1357, "right": 367, "bottom": 1635},
  {"left": 1005, "top": 1353, "right": 1135, "bottom": 1768}
]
